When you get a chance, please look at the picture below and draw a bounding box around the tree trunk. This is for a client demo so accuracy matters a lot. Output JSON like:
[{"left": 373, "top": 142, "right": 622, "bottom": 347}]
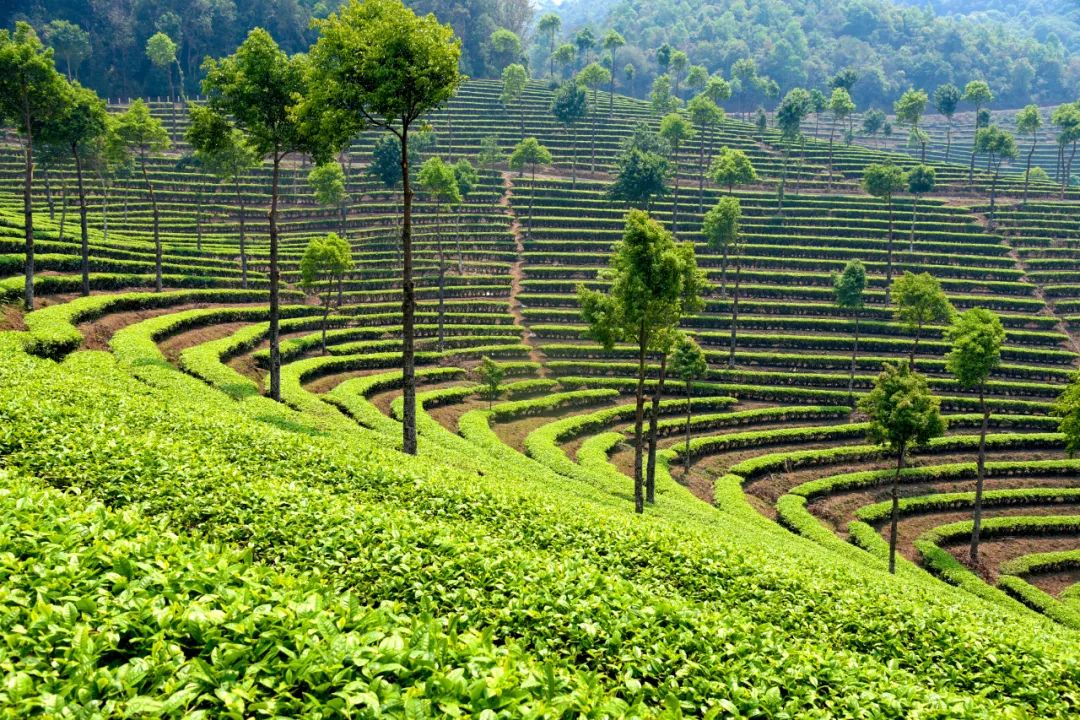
[
  {"left": 697, "top": 130, "right": 706, "bottom": 213},
  {"left": 195, "top": 186, "right": 203, "bottom": 253},
  {"left": 827, "top": 119, "right": 836, "bottom": 190},
  {"left": 683, "top": 379, "right": 693, "bottom": 477},
  {"left": 455, "top": 207, "right": 464, "bottom": 275},
  {"left": 848, "top": 312, "right": 859, "bottom": 407},
  {"left": 528, "top": 166, "right": 536, "bottom": 237},
  {"left": 885, "top": 198, "right": 894, "bottom": 306},
  {"left": 139, "top": 157, "right": 162, "bottom": 292},
  {"left": 43, "top": 166, "right": 55, "bottom": 220},
  {"left": 970, "top": 385, "right": 989, "bottom": 564},
  {"left": 436, "top": 199, "right": 445, "bottom": 353},
  {"left": 889, "top": 442, "right": 906, "bottom": 574},
  {"left": 268, "top": 153, "right": 283, "bottom": 402},
  {"left": 989, "top": 167, "right": 999, "bottom": 230},
  {"left": 944, "top": 120, "right": 952, "bottom": 163},
  {"left": 910, "top": 324, "right": 921, "bottom": 369},
  {"left": 571, "top": 125, "right": 577, "bottom": 189},
  {"left": 968, "top": 114, "right": 978, "bottom": 185},
  {"left": 321, "top": 294, "right": 331, "bottom": 355},
  {"left": 645, "top": 352, "right": 667, "bottom": 504},
  {"left": 100, "top": 178, "right": 109, "bottom": 245},
  {"left": 401, "top": 128, "right": 418, "bottom": 455},
  {"left": 671, "top": 144, "right": 680, "bottom": 233},
  {"left": 1023, "top": 134, "right": 1036, "bottom": 206},
  {"left": 590, "top": 99, "right": 597, "bottom": 174},
  {"left": 59, "top": 180, "right": 67, "bottom": 240},
  {"left": 728, "top": 260, "right": 741, "bottom": 367},
  {"left": 909, "top": 194, "right": 917, "bottom": 253},
  {"left": 632, "top": 319, "right": 648, "bottom": 514},
  {"left": 237, "top": 184, "right": 248, "bottom": 289},
  {"left": 74, "top": 145, "right": 90, "bottom": 297}
]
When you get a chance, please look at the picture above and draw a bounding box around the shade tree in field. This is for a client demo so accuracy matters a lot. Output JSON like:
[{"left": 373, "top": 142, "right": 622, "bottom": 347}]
[
  {"left": 687, "top": 94, "right": 724, "bottom": 211},
  {"left": 974, "top": 125, "right": 1017, "bottom": 229},
  {"left": 418, "top": 156, "right": 462, "bottom": 352},
  {"left": 669, "top": 50, "right": 689, "bottom": 99},
  {"left": 550, "top": 80, "right": 587, "bottom": 188},
  {"left": 833, "top": 259, "right": 867, "bottom": 407},
  {"left": 774, "top": 87, "right": 811, "bottom": 216},
  {"left": 1051, "top": 103, "right": 1080, "bottom": 198},
  {"left": 934, "top": 83, "right": 961, "bottom": 162},
  {"left": 452, "top": 159, "right": 478, "bottom": 274},
  {"left": 174, "top": 153, "right": 211, "bottom": 253},
  {"left": 905, "top": 165, "right": 935, "bottom": 252},
  {"left": 861, "top": 109, "right": 885, "bottom": 148},
  {"left": 658, "top": 112, "right": 694, "bottom": 233},
  {"left": 487, "top": 28, "right": 522, "bottom": 74},
  {"left": 300, "top": 232, "right": 353, "bottom": 354},
  {"left": 962, "top": 81, "right": 994, "bottom": 183},
  {"left": 578, "top": 62, "right": 610, "bottom": 174},
  {"left": 892, "top": 271, "right": 954, "bottom": 367},
  {"left": 602, "top": 30, "right": 625, "bottom": 114},
  {"left": 859, "top": 362, "right": 946, "bottom": 574},
  {"left": 607, "top": 125, "right": 670, "bottom": 211},
  {"left": 146, "top": 31, "right": 184, "bottom": 141},
  {"left": 703, "top": 195, "right": 742, "bottom": 301},
  {"left": 537, "top": 13, "right": 561, "bottom": 78},
  {"left": 893, "top": 88, "right": 928, "bottom": 162},
  {"left": 578, "top": 210, "right": 707, "bottom": 512},
  {"left": 308, "top": 160, "right": 350, "bottom": 239},
  {"left": 113, "top": 99, "right": 169, "bottom": 292},
  {"left": 42, "top": 19, "right": 90, "bottom": 80},
  {"left": 1015, "top": 105, "right": 1042, "bottom": 205},
  {"left": 826, "top": 88, "right": 855, "bottom": 188},
  {"left": 710, "top": 147, "right": 757, "bottom": 195},
  {"left": 39, "top": 79, "right": 108, "bottom": 297},
  {"left": 945, "top": 308, "right": 1005, "bottom": 565},
  {"left": 862, "top": 163, "right": 905, "bottom": 304},
  {"left": 508, "top": 137, "right": 552, "bottom": 239},
  {"left": 754, "top": 107, "right": 768, "bottom": 140},
  {"left": 186, "top": 105, "right": 261, "bottom": 288},
  {"left": 500, "top": 63, "right": 528, "bottom": 140},
  {"left": 650, "top": 74, "right": 678, "bottom": 115},
  {"left": 0, "top": 21, "right": 70, "bottom": 310},
  {"left": 201, "top": 28, "right": 322, "bottom": 403},
  {"left": 672, "top": 333, "right": 708, "bottom": 475},
  {"left": 574, "top": 27, "right": 595, "bottom": 68},
  {"left": 475, "top": 355, "right": 505, "bottom": 409},
  {"left": 552, "top": 43, "right": 575, "bottom": 80},
  {"left": 304, "top": 0, "right": 464, "bottom": 454},
  {"left": 1053, "top": 371, "right": 1080, "bottom": 457}
]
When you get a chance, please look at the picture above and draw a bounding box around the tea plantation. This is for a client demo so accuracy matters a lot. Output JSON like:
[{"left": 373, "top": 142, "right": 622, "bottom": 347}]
[{"left": 3, "top": 12, "right": 1080, "bottom": 718}]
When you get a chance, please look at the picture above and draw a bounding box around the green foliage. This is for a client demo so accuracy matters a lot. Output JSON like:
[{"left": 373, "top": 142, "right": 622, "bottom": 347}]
[
  {"left": 487, "top": 28, "right": 522, "bottom": 73},
  {"left": 934, "top": 83, "right": 961, "bottom": 117},
  {"left": 658, "top": 112, "right": 694, "bottom": 151},
  {"left": 827, "top": 88, "right": 855, "bottom": 123},
  {"left": 894, "top": 88, "right": 927, "bottom": 129},
  {"left": 1016, "top": 104, "right": 1043, "bottom": 136},
  {"left": 475, "top": 355, "right": 506, "bottom": 406},
  {"left": 453, "top": 159, "right": 479, "bottom": 198},
  {"left": 975, "top": 125, "right": 1019, "bottom": 165},
  {"left": 113, "top": 99, "right": 169, "bottom": 157},
  {"left": 418, "top": 156, "right": 461, "bottom": 205},
  {"left": 776, "top": 87, "right": 812, "bottom": 142},
  {"left": 858, "top": 362, "right": 946, "bottom": 454},
  {"left": 672, "top": 333, "right": 707, "bottom": 383},
  {"left": 607, "top": 132, "right": 670, "bottom": 209},
  {"left": 703, "top": 196, "right": 742, "bottom": 256},
  {"left": 892, "top": 272, "right": 955, "bottom": 336},
  {"left": 833, "top": 260, "right": 866, "bottom": 312},
  {"left": 687, "top": 93, "right": 724, "bottom": 130},
  {"left": 499, "top": 63, "right": 528, "bottom": 108},
  {"left": 710, "top": 147, "right": 757, "bottom": 191},
  {"left": 308, "top": 161, "right": 349, "bottom": 208},
  {"left": 945, "top": 308, "right": 1006, "bottom": 390},
  {"left": 649, "top": 74, "right": 678, "bottom": 114},
  {"left": 550, "top": 79, "right": 587, "bottom": 128},
  {"left": 862, "top": 163, "right": 904, "bottom": 200},
  {"left": 0, "top": 22, "right": 69, "bottom": 137},
  {"left": 145, "top": 31, "right": 177, "bottom": 69},
  {"left": 962, "top": 80, "right": 994, "bottom": 109},
  {"left": 509, "top": 137, "right": 552, "bottom": 172},
  {"left": 185, "top": 104, "right": 260, "bottom": 184},
  {"left": 905, "top": 165, "right": 936, "bottom": 195},
  {"left": 366, "top": 131, "right": 435, "bottom": 189},
  {"left": 300, "top": 232, "right": 353, "bottom": 294},
  {"left": 42, "top": 19, "right": 90, "bottom": 78}
]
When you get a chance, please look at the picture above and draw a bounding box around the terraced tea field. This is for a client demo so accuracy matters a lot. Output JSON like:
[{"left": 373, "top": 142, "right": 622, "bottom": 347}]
[{"left": 3, "top": 80, "right": 1080, "bottom": 715}]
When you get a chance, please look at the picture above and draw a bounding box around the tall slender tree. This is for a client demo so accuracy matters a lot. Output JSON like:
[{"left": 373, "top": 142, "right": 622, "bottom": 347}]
[
  {"left": 1016, "top": 105, "right": 1042, "bottom": 205},
  {"left": 905, "top": 165, "right": 935, "bottom": 252},
  {"left": 538, "top": 13, "right": 561, "bottom": 78},
  {"left": 304, "top": 0, "right": 464, "bottom": 453},
  {"left": 962, "top": 81, "right": 994, "bottom": 183},
  {"left": 892, "top": 271, "right": 954, "bottom": 367},
  {"left": 862, "top": 164, "right": 905, "bottom": 304},
  {"left": 578, "top": 62, "right": 610, "bottom": 174},
  {"left": 659, "top": 112, "right": 694, "bottom": 233},
  {"left": 894, "top": 88, "right": 928, "bottom": 162},
  {"left": 551, "top": 80, "right": 588, "bottom": 188},
  {"left": 578, "top": 210, "right": 707, "bottom": 512},
  {"left": 500, "top": 63, "right": 529, "bottom": 141},
  {"left": 418, "top": 157, "right": 461, "bottom": 352},
  {"left": 859, "top": 362, "right": 946, "bottom": 574},
  {"left": 114, "top": 99, "right": 169, "bottom": 292},
  {"left": 833, "top": 260, "right": 867, "bottom": 407},
  {"left": 300, "top": 232, "right": 353, "bottom": 354},
  {"left": 509, "top": 137, "right": 552, "bottom": 239},
  {"left": 945, "top": 308, "right": 1005, "bottom": 565},
  {"left": 934, "top": 83, "right": 961, "bottom": 162},
  {"left": 974, "top": 125, "right": 1018, "bottom": 229},
  {"left": 710, "top": 146, "right": 756, "bottom": 195},
  {"left": 672, "top": 333, "right": 707, "bottom": 476},
  {"left": 452, "top": 159, "right": 478, "bottom": 274},
  {"left": 775, "top": 88, "right": 811, "bottom": 216},
  {"left": 687, "top": 94, "right": 724, "bottom": 212},
  {"left": 602, "top": 29, "right": 625, "bottom": 115},
  {"left": 309, "top": 160, "right": 350, "bottom": 239},
  {"left": 0, "top": 22, "right": 70, "bottom": 310},
  {"left": 826, "top": 88, "right": 855, "bottom": 188}
]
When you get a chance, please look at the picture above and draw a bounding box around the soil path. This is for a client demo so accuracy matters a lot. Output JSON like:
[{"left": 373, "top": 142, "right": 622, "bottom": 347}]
[{"left": 501, "top": 171, "right": 548, "bottom": 376}]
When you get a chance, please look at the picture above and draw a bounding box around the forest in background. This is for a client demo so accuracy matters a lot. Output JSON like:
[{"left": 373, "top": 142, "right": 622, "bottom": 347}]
[{"left": 2, "top": 0, "right": 1077, "bottom": 109}]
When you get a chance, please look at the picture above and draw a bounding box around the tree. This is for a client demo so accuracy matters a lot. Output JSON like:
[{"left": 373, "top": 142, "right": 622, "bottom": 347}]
[
  {"left": 114, "top": 99, "right": 169, "bottom": 292},
  {"left": 650, "top": 74, "right": 678, "bottom": 115},
  {"left": 974, "top": 125, "right": 1018, "bottom": 229},
  {"left": 578, "top": 62, "right": 610, "bottom": 174},
  {"left": 574, "top": 27, "right": 595, "bottom": 67},
  {"left": 1053, "top": 372, "right": 1080, "bottom": 457},
  {"left": 892, "top": 271, "right": 954, "bottom": 367},
  {"left": 550, "top": 80, "right": 588, "bottom": 188},
  {"left": 894, "top": 88, "right": 928, "bottom": 162},
  {"left": 608, "top": 126, "right": 670, "bottom": 210},
  {"left": 305, "top": 0, "right": 464, "bottom": 454},
  {"left": 43, "top": 20, "right": 90, "bottom": 80},
  {"left": 688, "top": 94, "right": 724, "bottom": 211},
  {"left": 685, "top": 66, "right": 708, "bottom": 100},
  {"left": 538, "top": 13, "right": 561, "bottom": 78},
  {"left": 710, "top": 146, "right": 757, "bottom": 194},
  {"left": 418, "top": 157, "right": 462, "bottom": 352},
  {"left": 475, "top": 356, "right": 505, "bottom": 409},
  {"left": 754, "top": 107, "right": 768, "bottom": 139},
  {"left": 578, "top": 210, "right": 707, "bottom": 512},
  {"left": 945, "top": 308, "right": 1005, "bottom": 565},
  {"left": 933, "top": 83, "right": 961, "bottom": 162},
  {"left": 809, "top": 89, "right": 826, "bottom": 136},
  {"left": 186, "top": 104, "right": 261, "bottom": 288},
  {"left": 655, "top": 44, "right": 673, "bottom": 75},
  {"left": 500, "top": 63, "right": 529, "bottom": 140},
  {"left": 859, "top": 362, "right": 946, "bottom": 574},
  {"left": 827, "top": 88, "right": 855, "bottom": 187},
  {"left": 624, "top": 63, "right": 637, "bottom": 97},
  {"left": 452, "top": 159, "right": 478, "bottom": 274},
  {"left": 0, "top": 22, "right": 70, "bottom": 310},
  {"left": 905, "top": 165, "right": 935, "bottom": 252},
  {"left": 703, "top": 195, "right": 741, "bottom": 299},
  {"left": 833, "top": 260, "right": 867, "bottom": 406},
  {"left": 300, "top": 232, "right": 353, "bottom": 353},
  {"left": 672, "top": 333, "right": 707, "bottom": 475},
  {"left": 552, "top": 43, "right": 575, "bottom": 80},
  {"left": 862, "top": 108, "right": 885, "bottom": 148},
  {"left": 669, "top": 50, "right": 689, "bottom": 99},
  {"left": 659, "top": 112, "right": 694, "bottom": 233},
  {"left": 775, "top": 88, "right": 811, "bottom": 216},
  {"left": 145, "top": 31, "right": 185, "bottom": 141},
  {"left": 1050, "top": 103, "right": 1080, "bottom": 199},
  {"left": 602, "top": 29, "right": 625, "bottom": 115},
  {"left": 862, "top": 164, "right": 905, "bottom": 304},
  {"left": 1016, "top": 105, "right": 1042, "bottom": 205},
  {"left": 309, "top": 161, "right": 350, "bottom": 238},
  {"left": 487, "top": 28, "right": 522, "bottom": 73},
  {"left": 962, "top": 81, "right": 994, "bottom": 183},
  {"left": 508, "top": 137, "right": 552, "bottom": 239},
  {"left": 39, "top": 80, "right": 107, "bottom": 297}
]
